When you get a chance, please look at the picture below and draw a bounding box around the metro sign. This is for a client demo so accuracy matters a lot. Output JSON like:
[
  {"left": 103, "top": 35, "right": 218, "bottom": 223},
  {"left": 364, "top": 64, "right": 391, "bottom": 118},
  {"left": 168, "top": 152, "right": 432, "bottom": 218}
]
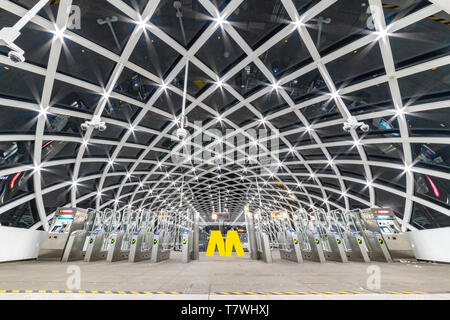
[{"left": 206, "top": 230, "right": 245, "bottom": 257}]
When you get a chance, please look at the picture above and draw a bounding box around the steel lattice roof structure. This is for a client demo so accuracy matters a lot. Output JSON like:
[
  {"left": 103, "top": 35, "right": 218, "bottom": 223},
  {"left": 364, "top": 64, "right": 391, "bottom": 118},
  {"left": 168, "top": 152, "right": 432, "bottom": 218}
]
[{"left": 0, "top": 0, "right": 449, "bottom": 231}]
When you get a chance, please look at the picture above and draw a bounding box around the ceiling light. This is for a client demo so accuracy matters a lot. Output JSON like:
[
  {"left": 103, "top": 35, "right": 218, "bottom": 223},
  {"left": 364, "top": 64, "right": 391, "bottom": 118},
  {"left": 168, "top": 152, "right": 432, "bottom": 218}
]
[
  {"left": 137, "top": 17, "right": 147, "bottom": 30},
  {"left": 329, "top": 90, "right": 340, "bottom": 100},
  {"left": 292, "top": 18, "right": 304, "bottom": 28},
  {"left": 160, "top": 81, "right": 168, "bottom": 91},
  {"left": 53, "top": 26, "right": 65, "bottom": 41},
  {"left": 395, "top": 108, "right": 405, "bottom": 117},
  {"left": 217, "top": 114, "right": 223, "bottom": 122},
  {"left": 214, "top": 15, "right": 227, "bottom": 27},
  {"left": 33, "top": 164, "right": 41, "bottom": 174},
  {"left": 216, "top": 79, "right": 223, "bottom": 88},
  {"left": 108, "top": 159, "right": 114, "bottom": 166},
  {"left": 71, "top": 179, "right": 78, "bottom": 188},
  {"left": 353, "top": 139, "right": 361, "bottom": 147},
  {"left": 102, "top": 91, "right": 110, "bottom": 100},
  {"left": 271, "top": 82, "right": 280, "bottom": 92},
  {"left": 39, "top": 106, "right": 48, "bottom": 118},
  {"left": 376, "top": 28, "right": 390, "bottom": 39},
  {"left": 366, "top": 180, "right": 372, "bottom": 187},
  {"left": 404, "top": 164, "right": 412, "bottom": 173},
  {"left": 97, "top": 191, "right": 102, "bottom": 198},
  {"left": 129, "top": 125, "right": 135, "bottom": 133},
  {"left": 82, "top": 139, "right": 89, "bottom": 147}
]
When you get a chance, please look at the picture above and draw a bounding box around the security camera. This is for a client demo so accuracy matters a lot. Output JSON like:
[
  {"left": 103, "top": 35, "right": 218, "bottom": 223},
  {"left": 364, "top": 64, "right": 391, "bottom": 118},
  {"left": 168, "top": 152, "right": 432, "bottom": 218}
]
[
  {"left": 343, "top": 123, "right": 352, "bottom": 132},
  {"left": 176, "top": 127, "right": 188, "bottom": 141},
  {"left": 80, "top": 115, "right": 107, "bottom": 132},
  {"left": 360, "top": 123, "right": 370, "bottom": 132},
  {"left": 0, "top": 27, "right": 25, "bottom": 64},
  {"left": 80, "top": 122, "right": 89, "bottom": 131},
  {"left": 98, "top": 122, "right": 107, "bottom": 132},
  {"left": 8, "top": 50, "right": 25, "bottom": 63},
  {"left": 342, "top": 116, "right": 369, "bottom": 133}
]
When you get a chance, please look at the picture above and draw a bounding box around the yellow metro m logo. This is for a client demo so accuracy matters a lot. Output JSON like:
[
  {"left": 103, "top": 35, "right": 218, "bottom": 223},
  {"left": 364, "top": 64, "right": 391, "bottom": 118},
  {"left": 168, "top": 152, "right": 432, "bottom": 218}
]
[{"left": 206, "top": 230, "right": 245, "bottom": 257}]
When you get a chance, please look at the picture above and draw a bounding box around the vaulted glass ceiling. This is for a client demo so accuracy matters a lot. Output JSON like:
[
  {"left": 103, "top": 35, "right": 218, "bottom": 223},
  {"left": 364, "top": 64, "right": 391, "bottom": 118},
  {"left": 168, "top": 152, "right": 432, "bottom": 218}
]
[{"left": 0, "top": 0, "right": 449, "bottom": 231}]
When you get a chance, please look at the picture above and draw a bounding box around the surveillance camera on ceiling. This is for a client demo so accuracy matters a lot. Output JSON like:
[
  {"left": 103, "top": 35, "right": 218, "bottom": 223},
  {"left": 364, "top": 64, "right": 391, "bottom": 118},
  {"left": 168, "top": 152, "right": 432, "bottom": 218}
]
[
  {"left": 0, "top": 0, "right": 51, "bottom": 65},
  {"left": 81, "top": 115, "right": 107, "bottom": 132},
  {"left": 0, "top": 28, "right": 25, "bottom": 64},
  {"left": 176, "top": 127, "right": 188, "bottom": 141},
  {"left": 342, "top": 116, "right": 370, "bottom": 133},
  {"left": 360, "top": 123, "right": 370, "bottom": 132}
]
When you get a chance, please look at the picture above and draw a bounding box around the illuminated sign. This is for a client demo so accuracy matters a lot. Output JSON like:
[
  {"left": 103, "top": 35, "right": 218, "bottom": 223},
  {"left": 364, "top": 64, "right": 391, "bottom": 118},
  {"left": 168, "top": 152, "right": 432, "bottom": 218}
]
[
  {"left": 59, "top": 208, "right": 76, "bottom": 214},
  {"left": 206, "top": 231, "right": 245, "bottom": 257},
  {"left": 374, "top": 209, "right": 391, "bottom": 215}
]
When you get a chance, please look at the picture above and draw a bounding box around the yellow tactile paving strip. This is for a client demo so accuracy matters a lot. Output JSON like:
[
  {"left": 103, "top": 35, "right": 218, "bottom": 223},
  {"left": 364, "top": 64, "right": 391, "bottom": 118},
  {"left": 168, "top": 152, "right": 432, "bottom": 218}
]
[
  {"left": 210, "top": 290, "right": 433, "bottom": 295},
  {"left": 0, "top": 289, "right": 434, "bottom": 295},
  {"left": 0, "top": 290, "right": 180, "bottom": 295},
  {"left": 382, "top": 3, "right": 450, "bottom": 26}
]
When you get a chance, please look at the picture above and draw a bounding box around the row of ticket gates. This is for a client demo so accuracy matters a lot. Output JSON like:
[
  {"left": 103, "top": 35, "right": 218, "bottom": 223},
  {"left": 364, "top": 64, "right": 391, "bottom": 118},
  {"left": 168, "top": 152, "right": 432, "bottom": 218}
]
[
  {"left": 38, "top": 208, "right": 195, "bottom": 263},
  {"left": 251, "top": 207, "right": 415, "bottom": 264}
]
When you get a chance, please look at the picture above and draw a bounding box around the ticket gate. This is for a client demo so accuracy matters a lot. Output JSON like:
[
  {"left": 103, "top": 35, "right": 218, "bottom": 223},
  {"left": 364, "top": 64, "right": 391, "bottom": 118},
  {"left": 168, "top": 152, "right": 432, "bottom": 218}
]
[
  {"left": 84, "top": 210, "right": 115, "bottom": 262},
  {"left": 129, "top": 210, "right": 155, "bottom": 262},
  {"left": 181, "top": 229, "right": 194, "bottom": 263},
  {"left": 362, "top": 208, "right": 413, "bottom": 260},
  {"left": 303, "top": 231, "right": 326, "bottom": 263},
  {"left": 295, "top": 211, "right": 325, "bottom": 263},
  {"left": 325, "top": 231, "right": 348, "bottom": 263},
  {"left": 279, "top": 230, "right": 303, "bottom": 263},
  {"left": 150, "top": 230, "right": 170, "bottom": 263},
  {"left": 363, "top": 230, "right": 392, "bottom": 262},
  {"left": 312, "top": 210, "right": 347, "bottom": 263},
  {"left": 107, "top": 210, "right": 139, "bottom": 262},
  {"left": 345, "top": 231, "right": 370, "bottom": 262},
  {"left": 38, "top": 208, "right": 87, "bottom": 260},
  {"left": 343, "top": 209, "right": 392, "bottom": 263},
  {"left": 250, "top": 211, "right": 272, "bottom": 263},
  {"left": 256, "top": 232, "right": 273, "bottom": 263},
  {"left": 62, "top": 208, "right": 99, "bottom": 262}
]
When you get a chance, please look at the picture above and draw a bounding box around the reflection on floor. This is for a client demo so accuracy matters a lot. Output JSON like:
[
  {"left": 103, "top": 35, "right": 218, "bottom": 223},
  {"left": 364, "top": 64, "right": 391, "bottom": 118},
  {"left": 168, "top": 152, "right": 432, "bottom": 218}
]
[{"left": 0, "top": 251, "right": 449, "bottom": 299}]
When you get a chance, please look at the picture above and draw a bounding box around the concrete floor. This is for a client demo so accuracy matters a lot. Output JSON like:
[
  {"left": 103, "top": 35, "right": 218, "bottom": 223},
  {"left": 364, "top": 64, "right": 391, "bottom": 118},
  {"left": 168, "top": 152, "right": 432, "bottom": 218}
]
[{"left": 0, "top": 251, "right": 449, "bottom": 297}]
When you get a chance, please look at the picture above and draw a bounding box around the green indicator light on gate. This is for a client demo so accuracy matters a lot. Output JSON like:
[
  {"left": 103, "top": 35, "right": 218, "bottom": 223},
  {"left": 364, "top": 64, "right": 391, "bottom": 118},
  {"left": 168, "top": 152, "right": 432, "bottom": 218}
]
[
  {"left": 294, "top": 239, "right": 298, "bottom": 244},
  {"left": 183, "top": 239, "right": 187, "bottom": 245},
  {"left": 154, "top": 239, "right": 157, "bottom": 244},
  {"left": 111, "top": 239, "right": 115, "bottom": 244},
  {"left": 379, "top": 239, "right": 383, "bottom": 244},
  {"left": 316, "top": 239, "right": 319, "bottom": 244},
  {"left": 358, "top": 239, "right": 362, "bottom": 244},
  {"left": 90, "top": 239, "right": 93, "bottom": 244},
  {"left": 337, "top": 239, "right": 341, "bottom": 244},
  {"left": 132, "top": 239, "right": 136, "bottom": 244}
]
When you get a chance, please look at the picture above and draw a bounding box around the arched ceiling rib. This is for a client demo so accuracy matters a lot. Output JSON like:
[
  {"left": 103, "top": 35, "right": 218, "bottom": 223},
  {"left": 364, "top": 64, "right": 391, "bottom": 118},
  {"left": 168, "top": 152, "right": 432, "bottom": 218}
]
[{"left": 0, "top": 0, "right": 448, "bottom": 231}]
